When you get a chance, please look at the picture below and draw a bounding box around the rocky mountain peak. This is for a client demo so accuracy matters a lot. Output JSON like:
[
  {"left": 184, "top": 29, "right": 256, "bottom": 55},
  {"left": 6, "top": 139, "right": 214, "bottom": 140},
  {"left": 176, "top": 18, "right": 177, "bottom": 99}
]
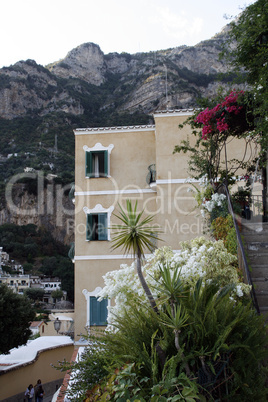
[
  {"left": 0, "top": 23, "right": 242, "bottom": 120},
  {"left": 47, "top": 42, "right": 106, "bottom": 85}
]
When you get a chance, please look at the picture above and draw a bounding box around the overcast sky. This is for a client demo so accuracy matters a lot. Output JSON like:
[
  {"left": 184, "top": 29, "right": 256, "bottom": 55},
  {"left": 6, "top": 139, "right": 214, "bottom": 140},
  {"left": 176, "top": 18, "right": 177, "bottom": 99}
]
[{"left": 0, "top": 0, "right": 256, "bottom": 69}]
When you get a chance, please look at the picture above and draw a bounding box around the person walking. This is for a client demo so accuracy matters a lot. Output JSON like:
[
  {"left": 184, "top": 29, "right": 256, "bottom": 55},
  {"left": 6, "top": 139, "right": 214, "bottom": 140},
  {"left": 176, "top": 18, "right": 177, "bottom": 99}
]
[
  {"left": 34, "top": 379, "right": 45, "bottom": 402},
  {"left": 36, "top": 384, "right": 45, "bottom": 402},
  {"left": 24, "top": 384, "right": 34, "bottom": 402}
]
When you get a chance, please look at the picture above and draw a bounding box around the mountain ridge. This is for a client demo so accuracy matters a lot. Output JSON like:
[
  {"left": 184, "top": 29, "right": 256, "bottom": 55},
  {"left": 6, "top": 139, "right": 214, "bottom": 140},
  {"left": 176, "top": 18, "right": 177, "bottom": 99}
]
[
  {"left": 0, "top": 22, "right": 238, "bottom": 121},
  {"left": 0, "top": 22, "right": 246, "bottom": 244}
]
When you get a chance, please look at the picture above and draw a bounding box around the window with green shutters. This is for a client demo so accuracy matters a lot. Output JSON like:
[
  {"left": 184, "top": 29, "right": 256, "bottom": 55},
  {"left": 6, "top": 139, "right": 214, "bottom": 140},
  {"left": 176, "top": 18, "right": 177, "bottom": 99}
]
[
  {"left": 86, "top": 213, "right": 108, "bottom": 241},
  {"left": 90, "top": 296, "right": 108, "bottom": 326},
  {"left": 85, "top": 150, "right": 108, "bottom": 178}
]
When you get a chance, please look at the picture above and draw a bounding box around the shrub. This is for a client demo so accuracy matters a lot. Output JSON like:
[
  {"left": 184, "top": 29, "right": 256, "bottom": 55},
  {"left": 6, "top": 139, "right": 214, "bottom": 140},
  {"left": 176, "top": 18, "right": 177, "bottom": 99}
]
[
  {"left": 211, "top": 214, "right": 237, "bottom": 255},
  {"left": 65, "top": 275, "right": 268, "bottom": 401}
]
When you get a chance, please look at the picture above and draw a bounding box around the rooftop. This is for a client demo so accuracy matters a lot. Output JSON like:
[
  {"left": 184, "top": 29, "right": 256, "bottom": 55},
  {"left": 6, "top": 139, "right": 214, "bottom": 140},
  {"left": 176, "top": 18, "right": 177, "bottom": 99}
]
[
  {"left": 74, "top": 109, "right": 195, "bottom": 134},
  {"left": 0, "top": 336, "right": 73, "bottom": 372}
]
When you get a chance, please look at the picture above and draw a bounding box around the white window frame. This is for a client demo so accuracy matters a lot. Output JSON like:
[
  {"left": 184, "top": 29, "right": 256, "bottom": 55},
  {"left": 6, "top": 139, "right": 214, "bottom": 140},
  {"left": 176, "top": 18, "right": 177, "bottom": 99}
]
[
  {"left": 83, "top": 143, "right": 114, "bottom": 178},
  {"left": 83, "top": 204, "right": 114, "bottom": 241},
  {"left": 82, "top": 287, "right": 110, "bottom": 327}
]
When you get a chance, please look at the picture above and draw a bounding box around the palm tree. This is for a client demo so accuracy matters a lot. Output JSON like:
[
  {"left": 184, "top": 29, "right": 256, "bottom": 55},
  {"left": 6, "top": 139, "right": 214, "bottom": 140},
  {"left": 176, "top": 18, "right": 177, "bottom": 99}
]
[
  {"left": 111, "top": 200, "right": 166, "bottom": 367},
  {"left": 111, "top": 199, "right": 161, "bottom": 312}
]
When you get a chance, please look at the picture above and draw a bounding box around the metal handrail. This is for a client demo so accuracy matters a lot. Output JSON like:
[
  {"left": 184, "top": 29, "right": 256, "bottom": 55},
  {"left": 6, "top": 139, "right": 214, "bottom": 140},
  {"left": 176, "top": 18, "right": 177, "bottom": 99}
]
[{"left": 222, "top": 183, "right": 260, "bottom": 314}]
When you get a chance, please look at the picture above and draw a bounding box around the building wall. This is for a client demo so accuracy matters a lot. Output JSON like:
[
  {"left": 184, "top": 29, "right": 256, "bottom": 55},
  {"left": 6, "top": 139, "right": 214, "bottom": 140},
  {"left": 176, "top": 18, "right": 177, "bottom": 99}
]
[
  {"left": 74, "top": 126, "right": 157, "bottom": 338},
  {"left": 39, "top": 320, "right": 74, "bottom": 337},
  {"left": 73, "top": 110, "right": 254, "bottom": 338},
  {"left": 153, "top": 112, "right": 203, "bottom": 247},
  {"left": 0, "top": 344, "right": 74, "bottom": 401}
]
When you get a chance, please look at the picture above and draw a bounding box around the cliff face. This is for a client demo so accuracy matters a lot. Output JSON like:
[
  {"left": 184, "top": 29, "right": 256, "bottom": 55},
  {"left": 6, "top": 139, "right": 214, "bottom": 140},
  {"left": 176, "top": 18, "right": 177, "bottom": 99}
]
[
  {"left": 0, "top": 183, "right": 74, "bottom": 244},
  {"left": 0, "top": 24, "right": 239, "bottom": 120},
  {"left": 0, "top": 61, "right": 84, "bottom": 120},
  {"left": 0, "top": 24, "right": 242, "bottom": 243},
  {"left": 48, "top": 43, "right": 106, "bottom": 85}
]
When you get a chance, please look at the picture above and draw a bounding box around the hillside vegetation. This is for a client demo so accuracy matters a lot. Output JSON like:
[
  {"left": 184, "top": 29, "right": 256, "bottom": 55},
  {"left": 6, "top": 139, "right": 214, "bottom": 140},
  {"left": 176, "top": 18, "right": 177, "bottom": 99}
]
[
  {"left": 0, "top": 223, "right": 74, "bottom": 301},
  {"left": 0, "top": 26, "right": 244, "bottom": 187}
]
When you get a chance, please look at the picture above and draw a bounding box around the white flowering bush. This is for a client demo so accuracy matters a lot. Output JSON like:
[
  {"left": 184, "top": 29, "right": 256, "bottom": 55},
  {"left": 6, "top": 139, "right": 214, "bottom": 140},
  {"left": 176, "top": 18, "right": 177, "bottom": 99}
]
[
  {"left": 201, "top": 192, "right": 226, "bottom": 216},
  {"left": 186, "top": 174, "right": 228, "bottom": 219},
  {"left": 98, "top": 237, "right": 251, "bottom": 328}
]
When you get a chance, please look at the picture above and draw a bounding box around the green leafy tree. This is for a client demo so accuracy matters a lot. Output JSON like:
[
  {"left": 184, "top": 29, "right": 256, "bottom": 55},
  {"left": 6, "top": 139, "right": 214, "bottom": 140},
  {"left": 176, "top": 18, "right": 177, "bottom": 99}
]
[
  {"left": 24, "top": 287, "right": 45, "bottom": 302},
  {"left": 51, "top": 289, "right": 63, "bottom": 301},
  {"left": 0, "top": 284, "right": 35, "bottom": 354},
  {"left": 40, "top": 256, "right": 58, "bottom": 276},
  {"left": 23, "top": 262, "right": 34, "bottom": 273},
  {"left": 54, "top": 258, "right": 74, "bottom": 302},
  {"left": 225, "top": 0, "right": 268, "bottom": 220}
]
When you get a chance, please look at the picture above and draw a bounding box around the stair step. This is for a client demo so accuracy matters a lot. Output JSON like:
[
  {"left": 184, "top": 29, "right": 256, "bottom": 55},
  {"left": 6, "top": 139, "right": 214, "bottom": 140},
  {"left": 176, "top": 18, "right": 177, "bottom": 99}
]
[
  {"left": 242, "top": 233, "right": 268, "bottom": 243},
  {"left": 241, "top": 222, "right": 268, "bottom": 234},
  {"left": 253, "top": 281, "right": 268, "bottom": 292},
  {"left": 246, "top": 242, "right": 268, "bottom": 252},
  {"left": 239, "top": 221, "right": 268, "bottom": 312},
  {"left": 252, "top": 277, "right": 268, "bottom": 283},
  {"left": 251, "top": 266, "right": 268, "bottom": 277},
  {"left": 246, "top": 253, "right": 268, "bottom": 265},
  {"left": 255, "top": 293, "right": 268, "bottom": 308},
  {"left": 259, "top": 307, "right": 268, "bottom": 321}
]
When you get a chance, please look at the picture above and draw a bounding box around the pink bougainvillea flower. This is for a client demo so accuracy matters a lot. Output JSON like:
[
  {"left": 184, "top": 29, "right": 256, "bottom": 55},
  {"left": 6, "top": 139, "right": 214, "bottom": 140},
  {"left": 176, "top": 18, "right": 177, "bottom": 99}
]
[{"left": 195, "top": 90, "right": 246, "bottom": 139}]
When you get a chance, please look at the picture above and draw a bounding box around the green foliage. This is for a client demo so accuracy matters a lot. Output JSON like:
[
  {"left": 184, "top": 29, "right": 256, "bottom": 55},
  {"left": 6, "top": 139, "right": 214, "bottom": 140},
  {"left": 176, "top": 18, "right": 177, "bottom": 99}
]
[
  {"left": 23, "top": 262, "right": 34, "bottom": 272},
  {"left": 0, "top": 223, "right": 74, "bottom": 301},
  {"left": 68, "top": 275, "right": 268, "bottom": 400},
  {"left": 224, "top": 1, "right": 268, "bottom": 220},
  {"left": 226, "top": 0, "right": 268, "bottom": 87},
  {"left": 51, "top": 289, "right": 63, "bottom": 300},
  {"left": 24, "top": 287, "right": 45, "bottom": 301},
  {"left": 0, "top": 284, "right": 35, "bottom": 354},
  {"left": 173, "top": 91, "right": 257, "bottom": 184},
  {"left": 111, "top": 200, "right": 161, "bottom": 257},
  {"left": 211, "top": 215, "right": 237, "bottom": 255},
  {"left": 54, "top": 337, "right": 110, "bottom": 401}
]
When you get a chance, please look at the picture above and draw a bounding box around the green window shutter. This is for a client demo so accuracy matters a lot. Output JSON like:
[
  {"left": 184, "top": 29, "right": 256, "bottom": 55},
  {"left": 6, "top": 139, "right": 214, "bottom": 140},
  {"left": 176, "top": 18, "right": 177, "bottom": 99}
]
[
  {"left": 90, "top": 297, "right": 108, "bottom": 326},
  {"left": 99, "top": 299, "right": 108, "bottom": 324},
  {"left": 90, "top": 297, "right": 98, "bottom": 325},
  {"left": 85, "top": 151, "right": 93, "bottom": 177},
  {"left": 104, "top": 150, "right": 108, "bottom": 177},
  {"left": 86, "top": 214, "right": 93, "bottom": 241},
  {"left": 98, "top": 213, "right": 108, "bottom": 240}
]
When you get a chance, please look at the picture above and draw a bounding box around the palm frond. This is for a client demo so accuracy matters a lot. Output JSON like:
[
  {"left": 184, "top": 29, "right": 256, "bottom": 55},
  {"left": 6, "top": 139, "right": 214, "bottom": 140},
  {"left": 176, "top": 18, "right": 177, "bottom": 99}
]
[{"left": 111, "top": 200, "right": 162, "bottom": 256}]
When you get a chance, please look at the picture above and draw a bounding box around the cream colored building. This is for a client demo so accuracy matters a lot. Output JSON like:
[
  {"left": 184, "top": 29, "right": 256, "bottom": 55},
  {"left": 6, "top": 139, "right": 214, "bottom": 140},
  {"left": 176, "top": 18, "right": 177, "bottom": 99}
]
[
  {"left": 73, "top": 110, "right": 251, "bottom": 339},
  {"left": 0, "top": 274, "right": 31, "bottom": 294}
]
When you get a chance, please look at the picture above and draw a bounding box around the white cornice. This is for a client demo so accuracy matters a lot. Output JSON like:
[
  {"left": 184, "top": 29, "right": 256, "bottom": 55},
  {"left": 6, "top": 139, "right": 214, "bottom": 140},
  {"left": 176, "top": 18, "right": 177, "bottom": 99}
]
[
  {"left": 74, "top": 125, "right": 155, "bottom": 135},
  {"left": 156, "top": 178, "right": 199, "bottom": 184},
  {"left": 74, "top": 251, "right": 180, "bottom": 261},
  {"left": 75, "top": 254, "right": 146, "bottom": 261},
  {"left": 153, "top": 109, "right": 194, "bottom": 118},
  {"left": 75, "top": 188, "right": 156, "bottom": 196}
]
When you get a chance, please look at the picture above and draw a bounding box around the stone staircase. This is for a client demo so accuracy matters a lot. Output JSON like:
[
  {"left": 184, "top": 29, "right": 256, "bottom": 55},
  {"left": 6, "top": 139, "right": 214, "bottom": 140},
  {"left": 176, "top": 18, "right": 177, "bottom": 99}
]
[{"left": 241, "top": 222, "right": 268, "bottom": 315}]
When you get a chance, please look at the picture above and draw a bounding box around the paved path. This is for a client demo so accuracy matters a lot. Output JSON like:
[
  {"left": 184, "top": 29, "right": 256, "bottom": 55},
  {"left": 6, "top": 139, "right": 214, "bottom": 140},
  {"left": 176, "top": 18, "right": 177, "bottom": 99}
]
[{"left": 44, "top": 392, "right": 56, "bottom": 402}]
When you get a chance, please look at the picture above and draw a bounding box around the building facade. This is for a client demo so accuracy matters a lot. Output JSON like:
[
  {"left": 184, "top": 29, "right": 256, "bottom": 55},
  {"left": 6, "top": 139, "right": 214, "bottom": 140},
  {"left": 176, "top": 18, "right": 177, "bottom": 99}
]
[
  {"left": 73, "top": 110, "right": 249, "bottom": 339},
  {"left": 73, "top": 110, "right": 200, "bottom": 339}
]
